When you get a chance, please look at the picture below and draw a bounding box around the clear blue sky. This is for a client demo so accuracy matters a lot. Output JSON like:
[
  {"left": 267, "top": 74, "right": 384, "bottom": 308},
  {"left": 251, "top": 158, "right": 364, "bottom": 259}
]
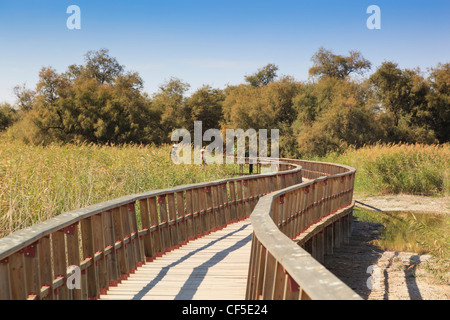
[{"left": 0, "top": 0, "right": 449, "bottom": 104}]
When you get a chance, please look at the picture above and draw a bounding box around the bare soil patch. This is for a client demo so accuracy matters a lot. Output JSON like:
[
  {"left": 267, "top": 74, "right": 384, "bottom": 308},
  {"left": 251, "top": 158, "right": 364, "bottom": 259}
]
[
  {"left": 354, "top": 193, "right": 450, "bottom": 214},
  {"left": 322, "top": 194, "right": 449, "bottom": 300}
]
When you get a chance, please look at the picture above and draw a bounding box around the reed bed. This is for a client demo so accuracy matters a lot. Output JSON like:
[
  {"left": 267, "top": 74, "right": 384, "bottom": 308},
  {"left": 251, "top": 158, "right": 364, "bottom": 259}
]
[
  {"left": 0, "top": 139, "right": 236, "bottom": 238},
  {"left": 316, "top": 143, "right": 449, "bottom": 195}
]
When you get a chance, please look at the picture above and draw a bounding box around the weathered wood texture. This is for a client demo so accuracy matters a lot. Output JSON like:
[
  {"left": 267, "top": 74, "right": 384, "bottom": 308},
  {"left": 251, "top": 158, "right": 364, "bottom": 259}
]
[
  {"left": 99, "top": 219, "right": 252, "bottom": 300},
  {"left": 0, "top": 159, "right": 300, "bottom": 300},
  {"left": 246, "top": 160, "right": 361, "bottom": 300},
  {"left": 0, "top": 157, "right": 360, "bottom": 300}
]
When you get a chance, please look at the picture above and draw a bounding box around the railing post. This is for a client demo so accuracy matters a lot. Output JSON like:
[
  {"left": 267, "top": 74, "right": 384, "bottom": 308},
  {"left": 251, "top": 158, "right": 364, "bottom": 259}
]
[
  {"left": 0, "top": 255, "right": 12, "bottom": 299},
  {"left": 176, "top": 191, "right": 188, "bottom": 245},
  {"left": 80, "top": 217, "right": 99, "bottom": 300},
  {"left": 102, "top": 211, "right": 119, "bottom": 288}
]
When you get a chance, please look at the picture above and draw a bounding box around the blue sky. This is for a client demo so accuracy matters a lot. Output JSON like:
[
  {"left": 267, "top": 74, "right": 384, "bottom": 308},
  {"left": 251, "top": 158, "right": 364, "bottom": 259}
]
[{"left": 0, "top": 0, "right": 449, "bottom": 104}]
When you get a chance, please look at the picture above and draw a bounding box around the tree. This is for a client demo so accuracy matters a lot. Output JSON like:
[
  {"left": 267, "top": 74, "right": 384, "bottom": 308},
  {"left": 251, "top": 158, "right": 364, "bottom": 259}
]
[
  {"left": 186, "top": 85, "right": 225, "bottom": 132},
  {"left": 309, "top": 47, "right": 371, "bottom": 80},
  {"left": 13, "top": 84, "right": 34, "bottom": 112},
  {"left": 0, "top": 103, "right": 16, "bottom": 131},
  {"left": 244, "top": 64, "right": 279, "bottom": 87},
  {"left": 425, "top": 62, "right": 450, "bottom": 142},
  {"left": 369, "top": 61, "right": 414, "bottom": 127},
  {"left": 17, "top": 50, "right": 159, "bottom": 145},
  {"left": 223, "top": 76, "right": 301, "bottom": 130},
  {"left": 293, "top": 78, "right": 383, "bottom": 156},
  {"left": 151, "top": 77, "right": 191, "bottom": 142},
  {"left": 83, "top": 48, "right": 124, "bottom": 85}
]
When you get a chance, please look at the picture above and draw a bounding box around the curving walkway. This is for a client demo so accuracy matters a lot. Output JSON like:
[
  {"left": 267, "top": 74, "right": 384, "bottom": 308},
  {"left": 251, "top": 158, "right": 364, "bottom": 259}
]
[{"left": 100, "top": 219, "right": 253, "bottom": 300}]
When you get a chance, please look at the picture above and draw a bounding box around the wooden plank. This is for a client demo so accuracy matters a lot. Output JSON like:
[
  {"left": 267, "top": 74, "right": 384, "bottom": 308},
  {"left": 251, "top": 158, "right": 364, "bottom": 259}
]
[
  {"left": 228, "top": 182, "right": 237, "bottom": 223},
  {"left": 112, "top": 207, "right": 129, "bottom": 280},
  {"left": 66, "top": 223, "right": 82, "bottom": 300},
  {"left": 167, "top": 193, "right": 179, "bottom": 248},
  {"left": 158, "top": 195, "right": 171, "bottom": 252},
  {"left": 38, "top": 236, "right": 53, "bottom": 300},
  {"left": 52, "top": 231, "right": 68, "bottom": 300},
  {"left": 205, "top": 186, "right": 214, "bottom": 233},
  {"left": 191, "top": 189, "right": 200, "bottom": 239},
  {"left": 92, "top": 213, "right": 108, "bottom": 295},
  {"left": 0, "top": 258, "right": 11, "bottom": 299},
  {"left": 199, "top": 187, "right": 208, "bottom": 236},
  {"left": 120, "top": 205, "right": 136, "bottom": 274},
  {"left": 223, "top": 182, "right": 231, "bottom": 227},
  {"left": 80, "top": 217, "right": 99, "bottom": 299},
  {"left": 262, "top": 251, "right": 276, "bottom": 300},
  {"left": 149, "top": 197, "right": 163, "bottom": 256},
  {"left": 185, "top": 190, "right": 194, "bottom": 241},
  {"left": 236, "top": 180, "right": 244, "bottom": 221},
  {"left": 176, "top": 191, "right": 187, "bottom": 245},
  {"left": 23, "top": 241, "right": 40, "bottom": 300},
  {"left": 127, "top": 203, "right": 144, "bottom": 266},
  {"left": 243, "top": 180, "right": 251, "bottom": 218},
  {"left": 9, "top": 252, "right": 26, "bottom": 300},
  {"left": 139, "top": 199, "right": 154, "bottom": 261},
  {"left": 102, "top": 211, "right": 119, "bottom": 287},
  {"left": 100, "top": 219, "right": 252, "bottom": 301}
]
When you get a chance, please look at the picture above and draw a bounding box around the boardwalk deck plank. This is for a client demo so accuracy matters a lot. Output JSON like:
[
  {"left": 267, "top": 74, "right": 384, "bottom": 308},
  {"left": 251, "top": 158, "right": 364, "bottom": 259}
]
[{"left": 100, "top": 219, "right": 252, "bottom": 300}]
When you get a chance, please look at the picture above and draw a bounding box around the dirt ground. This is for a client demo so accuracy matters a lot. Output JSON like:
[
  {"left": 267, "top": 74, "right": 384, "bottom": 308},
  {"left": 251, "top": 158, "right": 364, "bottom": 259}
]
[
  {"left": 354, "top": 193, "right": 450, "bottom": 214},
  {"left": 322, "top": 194, "right": 450, "bottom": 300}
]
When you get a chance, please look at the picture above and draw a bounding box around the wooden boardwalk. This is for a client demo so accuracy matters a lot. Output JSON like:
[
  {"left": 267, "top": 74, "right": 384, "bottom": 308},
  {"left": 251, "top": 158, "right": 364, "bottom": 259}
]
[{"left": 100, "top": 219, "right": 253, "bottom": 300}]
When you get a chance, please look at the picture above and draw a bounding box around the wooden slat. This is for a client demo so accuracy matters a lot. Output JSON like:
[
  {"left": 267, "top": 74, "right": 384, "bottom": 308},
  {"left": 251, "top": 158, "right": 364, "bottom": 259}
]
[
  {"left": 9, "top": 252, "right": 26, "bottom": 300},
  {"left": 0, "top": 258, "right": 11, "bottom": 299},
  {"left": 158, "top": 195, "right": 171, "bottom": 252},
  {"left": 139, "top": 199, "right": 154, "bottom": 261},
  {"left": 167, "top": 193, "right": 179, "bottom": 248},
  {"left": 23, "top": 241, "right": 40, "bottom": 300},
  {"left": 149, "top": 197, "right": 163, "bottom": 256},
  {"left": 66, "top": 223, "right": 82, "bottom": 300},
  {"left": 38, "top": 236, "right": 53, "bottom": 300},
  {"left": 112, "top": 207, "right": 129, "bottom": 280},
  {"left": 52, "top": 231, "right": 68, "bottom": 299},
  {"left": 81, "top": 217, "right": 99, "bottom": 299},
  {"left": 102, "top": 211, "right": 119, "bottom": 287},
  {"left": 100, "top": 219, "right": 253, "bottom": 300},
  {"left": 120, "top": 205, "right": 136, "bottom": 274},
  {"left": 92, "top": 213, "right": 108, "bottom": 295},
  {"left": 176, "top": 191, "right": 187, "bottom": 245}
]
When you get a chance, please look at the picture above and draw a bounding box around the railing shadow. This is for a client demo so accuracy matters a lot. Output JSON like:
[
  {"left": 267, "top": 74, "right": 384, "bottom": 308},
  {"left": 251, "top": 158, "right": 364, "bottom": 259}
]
[
  {"left": 405, "top": 255, "right": 423, "bottom": 300},
  {"left": 132, "top": 223, "right": 252, "bottom": 300}
]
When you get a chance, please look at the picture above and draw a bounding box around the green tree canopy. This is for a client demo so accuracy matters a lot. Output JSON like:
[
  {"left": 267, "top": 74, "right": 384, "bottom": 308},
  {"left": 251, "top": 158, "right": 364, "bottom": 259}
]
[
  {"left": 309, "top": 47, "right": 371, "bottom": 80},
  {"left": 244, "top": 64, "right": 279, "bottom": 87}
]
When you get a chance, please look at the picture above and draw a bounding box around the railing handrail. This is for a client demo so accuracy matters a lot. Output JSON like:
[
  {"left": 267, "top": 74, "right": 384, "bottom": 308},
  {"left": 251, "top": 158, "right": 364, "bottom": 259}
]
[
  {"left": 0, "top": 156, "right": 359, "bottom": 301},
  {"left": 246, "top": 158, "right": 360, "bottom": 300}
]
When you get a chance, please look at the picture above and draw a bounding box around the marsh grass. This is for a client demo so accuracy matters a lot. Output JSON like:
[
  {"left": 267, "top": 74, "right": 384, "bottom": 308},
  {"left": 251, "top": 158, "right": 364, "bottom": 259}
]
[
  {"left": 316, "top": 143, "right": 449, "bottom": 195},
  {"left": 0, "top": 139, "right": 237, "bottom": 238},
  {"left": 354, "top": 208, "right": 449, "bottom": 284}
]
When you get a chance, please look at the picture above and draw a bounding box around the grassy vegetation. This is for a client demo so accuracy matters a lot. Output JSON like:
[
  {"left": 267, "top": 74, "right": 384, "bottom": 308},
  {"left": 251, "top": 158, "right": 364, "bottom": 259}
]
[
  {"left": 354, "top": 208, "right": 449, "bottom": 284},
  {"left": 315, "top": 143, "right": 450, "bottom": 196},
  {"left": 0, "top": 138, "right": 236, "bottom": 238}
]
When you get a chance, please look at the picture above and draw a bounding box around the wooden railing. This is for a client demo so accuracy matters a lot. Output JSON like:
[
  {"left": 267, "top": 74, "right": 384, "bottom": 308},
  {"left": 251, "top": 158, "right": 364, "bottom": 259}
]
[
  {"left": 246, "top": 159, "right": 361, "bottom": 300},
  {"left": 0, "top": 159, "right": 301, "bottom": 300},
  {"left": 0, "top": 157, "right": 360, "bottom": 300}
]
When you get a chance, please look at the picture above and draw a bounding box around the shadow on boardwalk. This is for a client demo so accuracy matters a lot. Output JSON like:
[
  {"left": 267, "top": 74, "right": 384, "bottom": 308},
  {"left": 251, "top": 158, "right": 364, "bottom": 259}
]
[{"left": 131, "top": 223, "right": 252, "bottom": 300}]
